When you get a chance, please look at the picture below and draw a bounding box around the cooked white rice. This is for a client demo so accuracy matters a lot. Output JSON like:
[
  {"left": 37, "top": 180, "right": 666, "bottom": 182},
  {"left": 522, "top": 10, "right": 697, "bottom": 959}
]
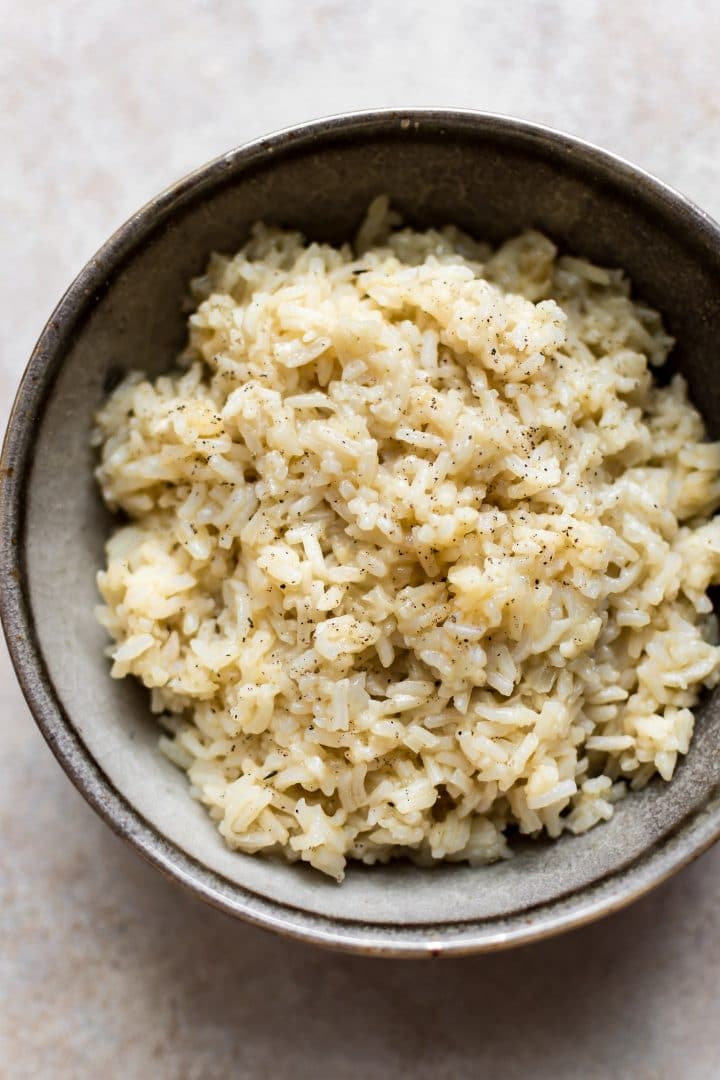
[{"left": 94, "top": 197, "right": 720, "bottom": 881}]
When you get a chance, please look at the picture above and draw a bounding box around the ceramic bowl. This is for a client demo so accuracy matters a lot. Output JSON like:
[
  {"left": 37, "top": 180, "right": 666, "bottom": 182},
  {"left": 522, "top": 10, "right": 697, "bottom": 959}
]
[{"left": 4, "top": 110, "right": 720, "bottom": 956}]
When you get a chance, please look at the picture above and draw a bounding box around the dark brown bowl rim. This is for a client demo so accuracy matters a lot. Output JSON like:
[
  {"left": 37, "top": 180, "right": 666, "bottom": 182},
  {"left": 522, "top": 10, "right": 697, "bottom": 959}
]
[{"left": 3, "top": 108, "right": 720, "bottom": 956}]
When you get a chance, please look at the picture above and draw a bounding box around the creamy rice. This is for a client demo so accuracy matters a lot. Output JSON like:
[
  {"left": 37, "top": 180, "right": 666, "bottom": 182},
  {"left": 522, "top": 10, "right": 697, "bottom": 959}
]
[{"left": 94, "top": 198, "right": 720, "bottom": 881}]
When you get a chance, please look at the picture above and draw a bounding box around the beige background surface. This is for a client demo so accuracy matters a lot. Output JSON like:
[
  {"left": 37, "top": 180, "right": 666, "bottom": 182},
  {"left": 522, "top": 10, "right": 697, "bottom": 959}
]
[{"left": 3, "top": 2, "right": 720, "bottom": 1077}]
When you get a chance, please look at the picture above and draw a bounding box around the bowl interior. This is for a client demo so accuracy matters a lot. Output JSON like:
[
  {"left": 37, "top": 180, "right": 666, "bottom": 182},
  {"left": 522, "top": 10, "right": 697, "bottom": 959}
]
[{"left": 16, "top": 113, "right": 720, "bottom": 931}]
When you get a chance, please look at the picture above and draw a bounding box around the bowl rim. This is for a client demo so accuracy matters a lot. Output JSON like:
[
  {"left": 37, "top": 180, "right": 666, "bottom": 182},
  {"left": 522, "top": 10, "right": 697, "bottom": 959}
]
[{"left": 4, "top": 106, "right": 720, "bottom": 957}]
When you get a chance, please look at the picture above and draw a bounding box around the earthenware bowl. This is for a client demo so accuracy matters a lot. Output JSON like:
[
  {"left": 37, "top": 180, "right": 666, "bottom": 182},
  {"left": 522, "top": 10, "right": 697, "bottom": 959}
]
[{"left": 4, "top": 109, "right": 720, "bottom": 955}]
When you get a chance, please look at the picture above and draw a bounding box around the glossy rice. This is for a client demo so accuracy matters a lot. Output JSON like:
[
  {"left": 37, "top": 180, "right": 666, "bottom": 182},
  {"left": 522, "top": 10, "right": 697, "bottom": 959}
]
[{"left": 94, "top": 198, "right": 720, "bottom": 881}]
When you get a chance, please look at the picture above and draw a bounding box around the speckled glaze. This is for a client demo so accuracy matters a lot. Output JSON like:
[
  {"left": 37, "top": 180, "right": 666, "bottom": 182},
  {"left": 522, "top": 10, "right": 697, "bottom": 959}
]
[{"left": 3, "top": 110, "right": 720, "bottom": 956}]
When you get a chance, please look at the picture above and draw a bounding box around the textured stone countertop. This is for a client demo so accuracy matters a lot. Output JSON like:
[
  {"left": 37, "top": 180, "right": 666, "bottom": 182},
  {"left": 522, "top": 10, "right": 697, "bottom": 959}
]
[{"left": 3, "top": 2, "right": 720, "bottom": 1076}]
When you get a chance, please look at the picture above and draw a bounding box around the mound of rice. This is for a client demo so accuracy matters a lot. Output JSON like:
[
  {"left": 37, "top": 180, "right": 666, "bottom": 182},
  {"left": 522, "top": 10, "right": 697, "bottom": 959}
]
[{"left": 94, "top": 198, "right": 720, "bottom": 881}]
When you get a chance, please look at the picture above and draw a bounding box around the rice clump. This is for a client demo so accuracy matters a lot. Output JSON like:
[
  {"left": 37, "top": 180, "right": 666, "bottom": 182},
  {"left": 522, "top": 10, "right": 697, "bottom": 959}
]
[{"left": 94, "top": 197, "right": 720, "bottom": 881}]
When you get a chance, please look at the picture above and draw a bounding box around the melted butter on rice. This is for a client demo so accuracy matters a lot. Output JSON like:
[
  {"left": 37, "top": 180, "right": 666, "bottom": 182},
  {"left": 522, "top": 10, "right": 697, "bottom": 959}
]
[{"left": 94, "top": 198, "right": 720, "bottom": 881}]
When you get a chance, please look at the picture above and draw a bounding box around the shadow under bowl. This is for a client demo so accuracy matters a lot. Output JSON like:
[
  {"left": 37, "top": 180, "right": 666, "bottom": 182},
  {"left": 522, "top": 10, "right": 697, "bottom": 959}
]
[{"left": 3, "top": 109, "right": 720, "bottom": 956}]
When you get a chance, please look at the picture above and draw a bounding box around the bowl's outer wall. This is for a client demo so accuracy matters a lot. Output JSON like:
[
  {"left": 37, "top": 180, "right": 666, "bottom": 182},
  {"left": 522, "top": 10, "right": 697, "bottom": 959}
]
[{"left": 5, "top": 112, "right": 720, "bottom": 953}]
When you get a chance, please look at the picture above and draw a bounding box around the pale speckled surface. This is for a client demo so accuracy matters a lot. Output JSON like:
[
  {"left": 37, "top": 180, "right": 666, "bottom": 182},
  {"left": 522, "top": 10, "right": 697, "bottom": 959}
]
[{"left": 3, "top": 1, "right": 720, "bottom": 1076}]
